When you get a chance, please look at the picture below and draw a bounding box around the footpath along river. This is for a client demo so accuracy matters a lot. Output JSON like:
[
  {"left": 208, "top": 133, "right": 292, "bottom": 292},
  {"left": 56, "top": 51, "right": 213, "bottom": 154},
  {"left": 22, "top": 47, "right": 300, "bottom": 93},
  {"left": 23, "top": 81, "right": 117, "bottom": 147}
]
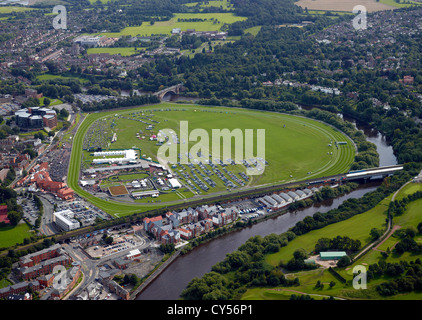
[{"left": 136, "top": 114, "right": 397, "bottom": 300}]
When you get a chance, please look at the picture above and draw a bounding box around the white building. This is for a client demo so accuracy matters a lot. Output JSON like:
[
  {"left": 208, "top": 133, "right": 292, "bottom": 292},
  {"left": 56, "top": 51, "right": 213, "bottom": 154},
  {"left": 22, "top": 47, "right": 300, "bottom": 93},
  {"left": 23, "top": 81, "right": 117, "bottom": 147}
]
[
  {"left": 53, "top": 209, "right": 80, "bottom": 231},
  {"left": 92, "top": 149, "right": 137, "bottom": 164},
  {"left": 168, "top": 178, "right": 182, "bottom": 189},
  {"left": 126, "top": 249, "right": 141, "bottom": 260}
]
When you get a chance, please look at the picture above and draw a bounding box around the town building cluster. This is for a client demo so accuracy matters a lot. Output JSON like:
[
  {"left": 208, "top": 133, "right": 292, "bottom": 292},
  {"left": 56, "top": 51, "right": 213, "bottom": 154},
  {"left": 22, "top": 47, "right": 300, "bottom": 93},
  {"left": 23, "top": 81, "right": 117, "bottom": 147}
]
[
  {"left": 18, "top": 162, "right": 75, "bottom": 200},
  {"left": 0, "top": 244, "right": 81, "bottom": 300},
  {"left": 144, "top": 204, "right": 240, "bottom": 244}
]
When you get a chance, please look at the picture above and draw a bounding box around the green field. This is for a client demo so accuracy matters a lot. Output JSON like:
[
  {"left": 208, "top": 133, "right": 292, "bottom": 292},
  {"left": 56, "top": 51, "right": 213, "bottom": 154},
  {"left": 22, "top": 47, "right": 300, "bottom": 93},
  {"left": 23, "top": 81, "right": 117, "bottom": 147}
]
[
  {"left": 94, "top": 13, "right": 247, "bottom": 37},
  {"left": 38, "top": 96, "right": 63, "bottom": 107},
  {"left": 0, "top": 6, "right": 35, "bottom": 13},
  {"left": 36, "top": 73, "right": 89, "bottom": 84},
  {"left": 265, "top": 196, "right": 390, "bottom": 266},
  {"left": 87, "top": 103, "right": 355, "bottom": 186},
  {"left": 0, "top": 223, "right": 32, "bottom": 248},
  {"left": 0, "top": 278, "right": 12, "bottom": 289},
  {"left": 391, "top": 183, "right": 422, "bottom": 229},
  {"left": 242, "top": 286, "right": 333, "bottom": 300},
  {"left": 87, "top": 47, "right": 139, "bottom": 56},
  {"left": 244, "top": 26, "right": 262, "bottom": 36},
  {"left": 241, "top": 192, "right": 412, "bottom": 300},
  {"left": 184, "top": 0, "right": 233, "bottom": 10},
  {"left": 250, "top": 180, "right": 422, "bottom": 301},
  {"left": 68, "top": 102, "right": 355, "bottom": 216}
]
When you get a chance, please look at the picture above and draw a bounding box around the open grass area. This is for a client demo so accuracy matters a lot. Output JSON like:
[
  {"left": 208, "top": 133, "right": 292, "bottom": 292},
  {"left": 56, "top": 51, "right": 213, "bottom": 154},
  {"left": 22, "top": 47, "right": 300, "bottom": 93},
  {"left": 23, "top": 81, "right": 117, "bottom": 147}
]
[
  {"left": 87, "top": 47, "right": 140, "bottom": 57},
  {"left": 239, "top": 180, "right": 422, "bottom": 300},
  {"left": 392, "top": 183, "right": 422, "bottom": 229},
  {"left": 0, "top": 278, "right": 12, "bottom": 289},
  {"left": 0, "top": 223, "right": 32, "bottom": 248},
  {"left": 242, "top": 268, "right": 355, "bottom": 300},
  {"left": 242, "top": 186, "right": 422, "bottom": 300},
  {"left": 244, "top": 26, "right": 262, "bottom": 36},
  {"left": 241, "top": 286, "right": 332, "bottom": 300},
  {"left": 93, "top": 103, "right": 355, "bottom": 187},
  {"left": 36, "top": 73, "right": 90, "bottom": 84},
  {"left": 265, "top": 196, "right": 390, "bottom": 266},
  {"left": 184, "top": 0, "right": 234, "bottom": 10},
  {"left": 94, "top": 13, "right": 247, "bottom": 37},
  {"left": 38, "top": 96, "right": 63, "bottom": 107},
  {"left": 68, "top": 103, "right": 355, "bottom": 216},
  {"left": 332, "top": 182, "right": 422, "bottom": 299},
  {"left": 0, "top": 6, "right": 35, "bottom": 13}
]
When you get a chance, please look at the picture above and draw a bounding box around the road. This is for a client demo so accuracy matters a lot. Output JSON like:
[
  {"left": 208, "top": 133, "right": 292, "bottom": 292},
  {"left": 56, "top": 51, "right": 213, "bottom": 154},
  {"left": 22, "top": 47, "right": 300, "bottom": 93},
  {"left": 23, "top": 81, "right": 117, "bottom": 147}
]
[
  {"left": 37, "top": 194, "right": 61, "bottom": 236},
  {"left": 9, "top": 113, "right": 77, "bottom": 188},
  {"left": 61, "top": 234, "right": 150, "bottom": 299}
]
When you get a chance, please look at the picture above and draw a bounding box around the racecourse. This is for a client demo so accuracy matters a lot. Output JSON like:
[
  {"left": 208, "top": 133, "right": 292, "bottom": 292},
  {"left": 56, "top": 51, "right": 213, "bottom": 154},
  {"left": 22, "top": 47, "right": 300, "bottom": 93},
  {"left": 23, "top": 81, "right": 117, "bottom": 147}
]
[{"left": 67, "top": 103, "right": 355, "bottom": 216}]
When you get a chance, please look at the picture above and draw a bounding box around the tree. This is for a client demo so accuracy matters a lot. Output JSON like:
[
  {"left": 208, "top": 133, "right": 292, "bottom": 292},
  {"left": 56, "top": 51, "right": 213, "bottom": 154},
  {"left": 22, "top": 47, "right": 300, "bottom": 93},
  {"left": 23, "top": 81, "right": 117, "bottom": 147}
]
[
  {"left": 370, "top": 228, "right": 383, "bottom": 240},
  {"left": 104, "top": 235, "right": 114, "bottom": 245},
  {"left": 337, "top": 255, "right": 351, "bottom": 268},
  {"left": 7, "top": 210, "right": 22, "bottom": 225},
  {"left": 329, "top": 281, "right": 336, "bottom": 288},
  {"left": 416, "top": 222, "right": 422, "bottom": 235},
  {"left": 293, "top": 248, "right": 308, "bottom": 260},
  {"left": 160, "top": 243, "right": 175, "bottom": 254},
  {"left": 129, "top": 274, "right": 138, "bottom": 286}
]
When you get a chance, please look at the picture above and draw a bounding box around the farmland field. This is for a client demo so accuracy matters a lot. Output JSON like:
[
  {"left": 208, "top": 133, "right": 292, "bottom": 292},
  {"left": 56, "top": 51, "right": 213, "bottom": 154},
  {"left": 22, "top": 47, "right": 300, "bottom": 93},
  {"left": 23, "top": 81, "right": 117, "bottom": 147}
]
[
  {"left": 94, "top": 13, "right": 247, "bottom": 37},
  {"left": 68, "top": 102, "right": 355, "bottom": 216}
]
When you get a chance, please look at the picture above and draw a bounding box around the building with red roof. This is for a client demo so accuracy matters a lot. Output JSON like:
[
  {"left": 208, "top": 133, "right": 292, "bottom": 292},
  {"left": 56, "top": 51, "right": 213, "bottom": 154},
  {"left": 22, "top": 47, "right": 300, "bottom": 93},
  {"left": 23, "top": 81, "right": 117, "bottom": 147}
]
[
  {"left": 0, "top": 205, "right": 9, "bottom": 224},
  {"left": 30, "top": 169, "right": 74, "bottom": 200}
]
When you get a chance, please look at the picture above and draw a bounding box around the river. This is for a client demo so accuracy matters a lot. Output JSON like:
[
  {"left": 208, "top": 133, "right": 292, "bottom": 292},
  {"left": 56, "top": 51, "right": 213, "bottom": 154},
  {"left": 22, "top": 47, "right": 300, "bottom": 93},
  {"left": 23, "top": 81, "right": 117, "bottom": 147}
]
[{"left": 136, "top": 110, "right": 397, "bottom": 300}]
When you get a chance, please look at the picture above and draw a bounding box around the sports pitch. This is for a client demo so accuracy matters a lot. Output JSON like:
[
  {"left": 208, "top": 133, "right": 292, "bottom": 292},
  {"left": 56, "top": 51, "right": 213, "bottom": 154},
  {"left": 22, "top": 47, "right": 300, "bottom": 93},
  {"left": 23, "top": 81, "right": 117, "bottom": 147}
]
[{"left": 68, "top": 103, "right": 355, "bottom": 216}]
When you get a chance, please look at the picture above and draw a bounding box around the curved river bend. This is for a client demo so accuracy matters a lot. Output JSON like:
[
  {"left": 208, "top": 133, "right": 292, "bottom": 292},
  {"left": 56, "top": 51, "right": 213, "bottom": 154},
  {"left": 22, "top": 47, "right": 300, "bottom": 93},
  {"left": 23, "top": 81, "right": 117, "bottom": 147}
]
[{"left": 137, "top": 114, "right": 397, "bottom": 300}]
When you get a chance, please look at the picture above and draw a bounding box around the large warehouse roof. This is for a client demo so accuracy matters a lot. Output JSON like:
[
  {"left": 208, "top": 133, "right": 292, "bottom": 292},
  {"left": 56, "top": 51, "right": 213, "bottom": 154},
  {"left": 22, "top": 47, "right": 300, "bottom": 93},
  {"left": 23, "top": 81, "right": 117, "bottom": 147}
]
[{"left": 168, "top": 178, "right": 181, "bottom": 188}]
